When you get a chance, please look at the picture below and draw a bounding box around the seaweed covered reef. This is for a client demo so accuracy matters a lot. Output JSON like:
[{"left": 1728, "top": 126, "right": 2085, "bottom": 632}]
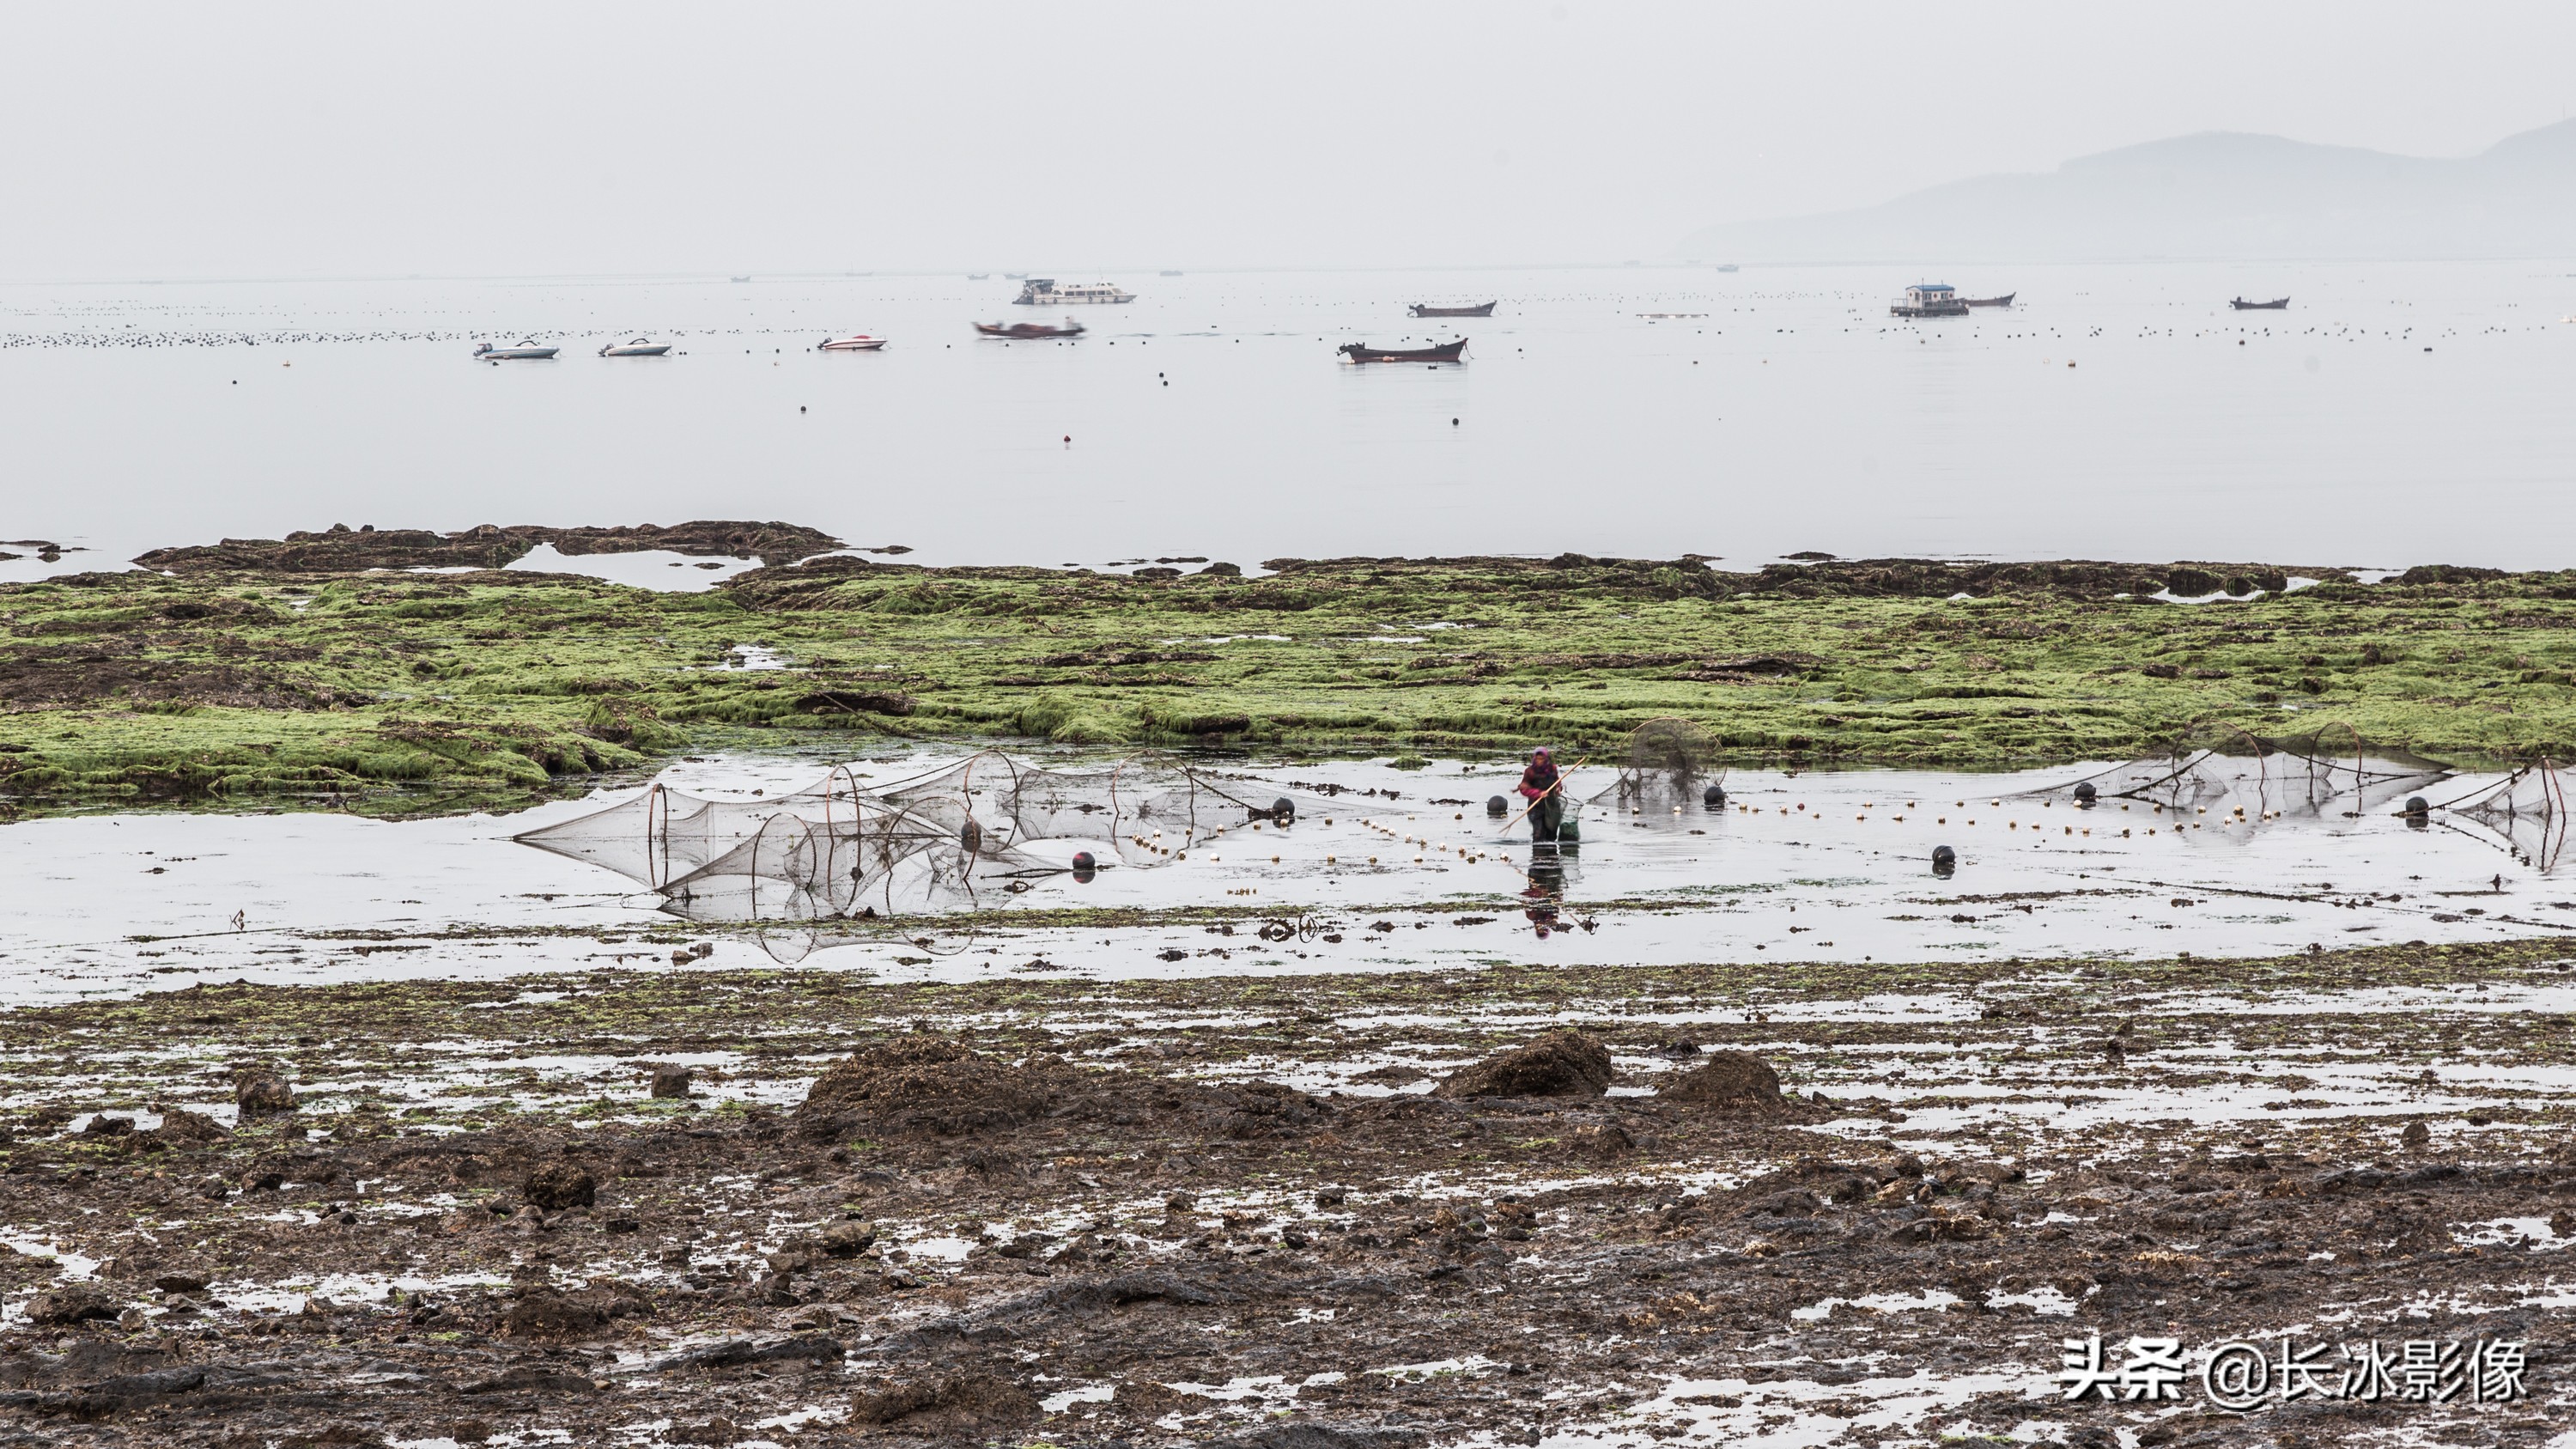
[{"left": 9, "top": 533, "right": 2576, "bottom": 819}]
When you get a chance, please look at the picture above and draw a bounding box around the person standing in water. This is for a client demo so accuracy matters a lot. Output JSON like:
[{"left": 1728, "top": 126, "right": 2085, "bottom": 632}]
[{"left": 1518, "top": 746, "right": 1565, "bottom": 843}]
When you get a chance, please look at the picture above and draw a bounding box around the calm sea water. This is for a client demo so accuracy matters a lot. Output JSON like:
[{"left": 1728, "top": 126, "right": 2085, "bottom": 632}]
[{"left": 3, "top": 259, "right": 2572, "bottom": 581}]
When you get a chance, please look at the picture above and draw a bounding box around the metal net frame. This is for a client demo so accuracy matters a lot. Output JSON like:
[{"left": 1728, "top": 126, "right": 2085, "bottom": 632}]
[
  {"left": 2035, "top": 721, "right": 2451, "bottom": 820},
  {"left": 1587, "top": 717, "right": 1724, "bottom": 812},
  {"left": 517, "top": 751, "right": 1315, "bottom": 921},
  {"left": 2428, "top": 758, "right": 2575, "bottom": 872}
]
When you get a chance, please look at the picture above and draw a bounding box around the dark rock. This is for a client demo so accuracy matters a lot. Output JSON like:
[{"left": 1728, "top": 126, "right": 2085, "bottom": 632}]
[
  {"left": 649, "top": 1064, "right": 693, "bottom": 1099},
  {"left": 26, "top": 1285, "right": 117, "bottom": 1325},
  {"left": 818, "top": 1220, "right": 878, "bottom": 1257},
  {"left": 233, "top": 1070, "right": 296, "bottom": 1117},
  {"left": 1662, "top": 1050, "right": 1788, "bottom": 1111},
  {"left": 523, "top": 1160, "right": 596, "bottom": 1211},
  {"left": 146, "top": 1104, "right": 230, "bottom": 1144},
  {"left": 1434, "top": 1029, "right": 1613, "bottom": 1099},
  {"left": 499, "top": 1288, "right": 610, "bottom": 1340}
]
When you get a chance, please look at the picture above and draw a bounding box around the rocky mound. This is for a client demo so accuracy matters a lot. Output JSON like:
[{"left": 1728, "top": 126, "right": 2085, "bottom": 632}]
[
  {"left": 131, "top": 521, "right": 841, "bottom": 576},
  {"left": 1433, "top": 1030, "right": 1613, "bottom": 1099},
  {"left": 1661, "top": 1050, "right": 1789, "bottom": 1111},
  {"left": 1738, "top": 558, "right": 2341, "bottom": 600},
  {"left": 850, "top": 1373, "right": 1038, "bottom": 1432},
  {"left": 796, "top": 1038, "right": 1073, "bottom": 1136}
]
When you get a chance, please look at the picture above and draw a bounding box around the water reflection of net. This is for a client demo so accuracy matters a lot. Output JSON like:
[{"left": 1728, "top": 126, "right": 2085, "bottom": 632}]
[
  {"left": 2038, "top": 725, "right": 2450, "bottom": 820},
  {"left": 516, "top": 751, "right": 1315, "bottom": 921}
]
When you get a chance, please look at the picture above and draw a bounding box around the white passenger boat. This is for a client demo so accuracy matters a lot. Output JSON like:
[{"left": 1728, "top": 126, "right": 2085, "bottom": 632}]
[
  {"left": 598, "top": 337, "right": 671, "bottom": 356},
  {"left": 817, "top": 333, "right": 888, "bottom": 351},
  {"left": 1013, "top": 278, "right": 1134, "bottom": 306},
  {"left": 472, "top": 339, "right": 559, "bottom": 360}
]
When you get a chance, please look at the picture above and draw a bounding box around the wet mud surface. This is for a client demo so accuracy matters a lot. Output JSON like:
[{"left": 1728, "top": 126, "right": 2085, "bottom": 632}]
[{"left": 0, "top": 946, "right": 2569, "bottom": 1446}]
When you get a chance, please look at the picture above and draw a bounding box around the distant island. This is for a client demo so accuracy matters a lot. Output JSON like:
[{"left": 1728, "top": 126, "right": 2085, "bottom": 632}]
[{"left": 1681, "top": 118, "right": 2576, "bottom": 263}]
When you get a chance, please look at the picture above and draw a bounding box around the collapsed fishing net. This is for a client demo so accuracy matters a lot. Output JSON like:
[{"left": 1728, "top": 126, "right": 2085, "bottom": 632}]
[
  {"left": 2035, "top": 723, "right": 2451, "bottom": 819},
  {"left": 518, "top": 751, "right": 1321, "bottom": 921},
  {"left": 1586, "top": 718, "right": 1723, "bottom": 811}
]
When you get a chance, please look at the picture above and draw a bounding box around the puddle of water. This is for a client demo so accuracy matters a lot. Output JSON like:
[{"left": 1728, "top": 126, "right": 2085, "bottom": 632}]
[
  {"left": 503, "top": 544, "right": 762, "bottom": 592},
  {"left": 1561, "top": 1367, "right": 2044, "bottom": 1449},
  {"left": 3, "top": 752, "right": 2567, "bottom": 999}
]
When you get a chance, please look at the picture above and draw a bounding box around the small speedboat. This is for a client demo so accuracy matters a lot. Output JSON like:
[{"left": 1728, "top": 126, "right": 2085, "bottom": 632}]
[
  {"left": 1339, "top": 338, "right": 1467, "bottom": 364},
  {"left": 818, "top": 333, "right": 888, "bottom": 351},
  {"left": 1409, "top": 301, "right": 1497, "bottom": 318},
  {"left": 598, "top": 337, "right": 671, "bottom": 357},
  {"left": 473, "top": 339, "right": 558, "bottom": 360}
]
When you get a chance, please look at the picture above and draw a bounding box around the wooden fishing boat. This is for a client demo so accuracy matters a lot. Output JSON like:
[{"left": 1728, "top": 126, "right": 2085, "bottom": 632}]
[
  {"left": 1890, "top": 283, "right": 1969, "bottom": 318},
  {"left": 1339, "top": 338, "right": 1467, "bottom": 364},
  {"left": 2229, "top": 296, "right": 2290, "bottom": 310},
  {"left": 975, "top": 319, "right": 1086, "bottom": 340},
  {"left": 1963, "top": 292, "right": 2014, "bottom": 308},
  {"left": 1409, "top": 301, "right": 1497, "bottom": 318}
]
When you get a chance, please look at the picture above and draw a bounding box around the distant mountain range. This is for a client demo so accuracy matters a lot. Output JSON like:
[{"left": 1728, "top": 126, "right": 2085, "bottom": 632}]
[{"left": 1680, "top": 119, "right": 2576, "bottom": 263}]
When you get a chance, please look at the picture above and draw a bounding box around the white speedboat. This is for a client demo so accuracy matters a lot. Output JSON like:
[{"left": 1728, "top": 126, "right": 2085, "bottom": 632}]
[
  {"left": 1013, "top": 278, "right": 1134, "bottom": 305},
  {"left": 598, "top": 337, "right": 671, "bottom": 357},
  {"left": 817, "top": 333, "right": 887, "bottom": 351},
  {"left": 473, "top": 339, "right": 558, "bottom": 360}
]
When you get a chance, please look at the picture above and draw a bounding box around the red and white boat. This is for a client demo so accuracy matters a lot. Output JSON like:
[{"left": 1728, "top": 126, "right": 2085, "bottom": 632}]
[{"left": 817, "top": 333, "right": 888, "bottom": 351}]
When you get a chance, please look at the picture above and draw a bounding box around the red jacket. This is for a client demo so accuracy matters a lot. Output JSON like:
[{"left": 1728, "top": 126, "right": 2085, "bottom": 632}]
[{"left": 1518, "top": 758, "right": 1559, "bottom": 801}]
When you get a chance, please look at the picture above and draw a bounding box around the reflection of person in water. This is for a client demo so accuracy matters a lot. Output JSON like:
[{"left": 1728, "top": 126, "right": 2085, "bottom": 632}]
[{"left": 1521, "top": 854, "right": 1566, "bottom": 937}]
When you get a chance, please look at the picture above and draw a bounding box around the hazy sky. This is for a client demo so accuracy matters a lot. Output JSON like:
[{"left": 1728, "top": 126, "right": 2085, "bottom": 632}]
[{"left": 9, "top": 1, "right": 2576, "bottom": 279}]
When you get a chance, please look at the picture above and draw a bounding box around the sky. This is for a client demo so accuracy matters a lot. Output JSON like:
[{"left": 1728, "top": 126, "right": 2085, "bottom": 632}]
[{"left": 7, "top": 1, "right": 2576, "bottom": 280}]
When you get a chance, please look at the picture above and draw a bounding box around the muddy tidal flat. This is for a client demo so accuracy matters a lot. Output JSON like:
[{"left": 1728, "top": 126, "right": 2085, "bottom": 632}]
[{"left": 0, "top": 947, "right": 2571, "bottom": 1448}]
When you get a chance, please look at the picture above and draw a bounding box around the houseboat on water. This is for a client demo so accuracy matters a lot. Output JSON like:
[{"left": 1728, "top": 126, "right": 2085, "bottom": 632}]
[
  {"left": 1014, "top": 278, "right": 1135, "bottom": 306},
  {"left": 1891, "top": 283, "right": 1970, "bottom": 318}
]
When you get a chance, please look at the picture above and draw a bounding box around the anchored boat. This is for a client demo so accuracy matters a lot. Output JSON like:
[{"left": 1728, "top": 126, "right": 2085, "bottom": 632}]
[
  {"left": 472, "top": 339, "right": 558, "bottom": 360},
  {"left": 975, "top": 319, "right": 1086, "bottom": 340},
  {"left": 1890, "top": 284, "right": 1969, "bottom": 318},
  {"left": 818, "top": 333, "right": 888, "bottom": 351},
  {"left": 598, "top": 337, "right": 671, "bottom": 356},
  {"left": 2229, "top": 296, "right": 2291, "bottom": 310},
  {"left": 1339, "top": 338, "right": 1467, "bottom": 364},
  {"left": 1964, "top": 292, "right": 2015, "bottom": 308},
  {"left": 1409, "top": 301, "right": 1498, "bottom": 318}
]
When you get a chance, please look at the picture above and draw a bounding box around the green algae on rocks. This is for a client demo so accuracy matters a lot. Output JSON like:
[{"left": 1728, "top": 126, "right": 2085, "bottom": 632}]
[{"left": 9, "top": 542, "right": 2576, "bottom": 817}]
